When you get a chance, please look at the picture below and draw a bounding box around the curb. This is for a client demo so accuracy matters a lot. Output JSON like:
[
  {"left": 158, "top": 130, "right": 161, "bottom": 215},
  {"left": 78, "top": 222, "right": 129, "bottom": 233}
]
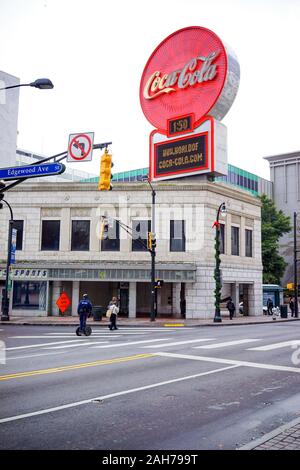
[
  {"left": 1, "top": 318, "right": 299, "bottom": 327},
  {"left": 238, "top": 416, "right": 300, "bottom": 450}
]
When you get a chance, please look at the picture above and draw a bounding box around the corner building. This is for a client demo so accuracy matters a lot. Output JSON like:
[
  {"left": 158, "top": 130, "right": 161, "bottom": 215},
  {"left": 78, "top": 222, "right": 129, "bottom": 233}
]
[{"left": 0, "top": 178, "right": 263, "bottom": 319}]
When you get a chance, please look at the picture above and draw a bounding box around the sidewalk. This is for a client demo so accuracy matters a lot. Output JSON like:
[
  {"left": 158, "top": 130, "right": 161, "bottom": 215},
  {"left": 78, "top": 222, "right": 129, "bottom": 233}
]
[
  {"left": 239, "top": 417, "right": 300, "bottom": 450},
  {"left": 1, "top": 313, "right": 299, "bottom": 327}
]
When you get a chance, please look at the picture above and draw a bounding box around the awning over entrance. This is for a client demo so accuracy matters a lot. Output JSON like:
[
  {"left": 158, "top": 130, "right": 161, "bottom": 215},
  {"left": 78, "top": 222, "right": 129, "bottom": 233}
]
[{"left": 1, "top": 262, "right": 196, "bottom": 283}]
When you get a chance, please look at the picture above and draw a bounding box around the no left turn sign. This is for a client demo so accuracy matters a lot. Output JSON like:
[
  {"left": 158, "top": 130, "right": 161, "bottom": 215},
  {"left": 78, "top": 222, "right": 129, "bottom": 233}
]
[{"left": 67, "top": 132, "right": 94, "bottom": 162}]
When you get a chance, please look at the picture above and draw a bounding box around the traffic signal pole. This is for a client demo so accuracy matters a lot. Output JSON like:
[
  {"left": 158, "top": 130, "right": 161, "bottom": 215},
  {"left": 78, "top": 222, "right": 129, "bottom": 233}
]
[{"left": 150, "top": 187, "right": 156, "bottom": 321}]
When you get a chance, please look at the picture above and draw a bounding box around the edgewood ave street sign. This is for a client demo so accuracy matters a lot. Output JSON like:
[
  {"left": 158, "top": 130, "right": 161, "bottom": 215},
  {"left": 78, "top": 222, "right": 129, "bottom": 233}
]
[{"left": 0, "top": 163, "right": 65, "bottom": 180}]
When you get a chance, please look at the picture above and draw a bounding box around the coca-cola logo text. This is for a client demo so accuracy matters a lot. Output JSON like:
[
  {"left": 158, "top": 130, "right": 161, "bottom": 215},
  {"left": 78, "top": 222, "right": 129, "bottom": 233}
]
[{"left": 143, "top": 51, "right": 219, "bottom": 100}]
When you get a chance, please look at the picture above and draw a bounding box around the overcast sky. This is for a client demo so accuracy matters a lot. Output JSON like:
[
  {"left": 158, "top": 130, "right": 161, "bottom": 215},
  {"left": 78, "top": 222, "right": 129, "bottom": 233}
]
[{"left": 1, "top": 0, "right": 300, "bottom": 180}]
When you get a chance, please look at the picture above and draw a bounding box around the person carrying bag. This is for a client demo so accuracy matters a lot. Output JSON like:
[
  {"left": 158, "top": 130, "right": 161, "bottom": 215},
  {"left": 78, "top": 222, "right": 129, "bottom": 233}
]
[{"left": 107, "top": 296, "right": 119, "bottom": 330}]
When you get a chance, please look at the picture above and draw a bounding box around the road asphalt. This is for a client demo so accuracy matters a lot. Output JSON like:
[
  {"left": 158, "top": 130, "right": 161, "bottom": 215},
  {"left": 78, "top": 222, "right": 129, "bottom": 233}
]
[{"left": 1, "top": 321, "right": 300, "bottom": 451}]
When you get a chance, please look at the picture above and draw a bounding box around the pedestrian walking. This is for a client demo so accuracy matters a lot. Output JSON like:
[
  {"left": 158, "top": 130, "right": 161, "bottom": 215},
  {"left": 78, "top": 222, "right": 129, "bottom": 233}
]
[
  {"left": 289, "top": 297, "right": 295, "bottom": 317},
  {"left": 77, "top": 293, "right": 93, "bottom": 331},
  {"left": 267, "top": 298, "right": 274, "bottom": 316},
  {"left": 107, "top": 296, "right": 119, "bottom": 330},
  {"left": 226, "top": 297, "right": 236, "bottom": 320}
]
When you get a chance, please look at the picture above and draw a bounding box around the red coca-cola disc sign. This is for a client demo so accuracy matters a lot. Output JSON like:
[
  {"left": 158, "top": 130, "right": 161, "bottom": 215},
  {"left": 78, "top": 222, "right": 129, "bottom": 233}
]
[{"left": 140, "top": 26, "right": 239, "bottom": 131}]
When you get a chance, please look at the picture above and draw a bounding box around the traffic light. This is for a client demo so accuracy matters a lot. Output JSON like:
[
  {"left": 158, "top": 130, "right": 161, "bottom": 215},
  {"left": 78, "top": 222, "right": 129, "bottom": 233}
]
[
  {"left": 0, "top": 180, "right": 5, "bottom": 209},
  {"left": 98, "top": 149, "right": 112, "bottom": 190},
  {"left": 152, "top": 233, "right": 156, "bottom": 249},
  {"left": 155, "top": 279, "right": 164, "bottom": 288},
  {"left": 147, "top": 231, "right": 152, "bottom": 250},
  {"left": 147, "top": 232, "right": 156, "bottom": 250}
]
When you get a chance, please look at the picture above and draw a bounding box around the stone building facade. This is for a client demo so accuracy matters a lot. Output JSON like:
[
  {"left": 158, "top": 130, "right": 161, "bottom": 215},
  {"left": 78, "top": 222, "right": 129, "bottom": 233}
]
[{"left": 0, "top": 179, "right": 263, "bottom": 319}]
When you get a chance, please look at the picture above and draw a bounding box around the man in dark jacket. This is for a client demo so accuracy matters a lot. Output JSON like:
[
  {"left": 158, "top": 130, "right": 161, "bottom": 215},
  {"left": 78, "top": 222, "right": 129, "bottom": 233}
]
[
  {"left": 77, "top": 294, "right": 93, "bottom": 331},
  {"left": 267, "top": 298, "right": 274, "bottom": 316},
  {"left": 226, "top": 298, "right": 235, "bottom": 320},
  {"left": 289, "top": 297, "right": 295, "bottom": 317}
]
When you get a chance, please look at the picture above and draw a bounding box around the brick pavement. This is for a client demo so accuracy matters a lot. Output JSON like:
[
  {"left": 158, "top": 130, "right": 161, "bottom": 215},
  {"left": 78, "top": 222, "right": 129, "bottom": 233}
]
[{"left": 239, "top": 417, "right": 300, "bottom": 450}]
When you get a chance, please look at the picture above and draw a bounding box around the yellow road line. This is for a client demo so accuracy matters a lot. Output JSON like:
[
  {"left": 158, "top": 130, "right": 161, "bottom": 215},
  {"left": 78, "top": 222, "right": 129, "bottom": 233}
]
[
  {"left": 164, "top": 324, "right": 184, "bottom": 327},
  {"left": 0, "top": 353, "right": 155, "bottom": 381}
]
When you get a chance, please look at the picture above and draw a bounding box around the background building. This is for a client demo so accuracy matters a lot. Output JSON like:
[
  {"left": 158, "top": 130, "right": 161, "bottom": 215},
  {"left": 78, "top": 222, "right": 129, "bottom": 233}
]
[
  {"left": 0, "top": 71, "right": 19, "bottom": 168},
  {"left": 264, "top": 151, "right": 300, "bottom": 287},
  {"left": 0, "top": 178, "right": 262, "bottom": 319}
]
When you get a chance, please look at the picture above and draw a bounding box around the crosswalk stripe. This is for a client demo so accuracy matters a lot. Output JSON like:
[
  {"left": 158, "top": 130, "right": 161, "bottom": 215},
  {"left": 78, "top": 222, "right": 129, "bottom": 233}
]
[
  {"left": 143, "top": 338, "right": 215, "bottom": 348},
  {"left": 194, "top": 339, "right": 261, "bottom": 349},
  {"left": 247, "top": 340, "right": 300, "bottom": 351},
  {"left": 92, "top": 338, "right": 172, "bottom": 349}
]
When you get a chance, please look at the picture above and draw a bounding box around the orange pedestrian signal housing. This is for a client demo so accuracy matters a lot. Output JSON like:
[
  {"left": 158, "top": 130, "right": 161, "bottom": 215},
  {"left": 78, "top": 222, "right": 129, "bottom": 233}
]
[{"left": 98, "top": 149, "right": 112, "bottom": 190}]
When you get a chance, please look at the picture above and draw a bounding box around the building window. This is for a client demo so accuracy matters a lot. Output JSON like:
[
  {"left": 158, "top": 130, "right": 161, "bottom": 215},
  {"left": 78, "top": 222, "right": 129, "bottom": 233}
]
[
  {"left": 12, "top": 281, "right": 47, "bottom": 310},
  {"left": 101, "top": 220, "right": 120, "bottom": 251},
  {"left": 132, "top": 220, "right": 150, "bottom": 251},
  {"left": 231, "top": 226, "right": 240, "bottom": 256},
  {"left": 220, "top": 223, "right": 225, "bottom": 254},
  {"left": 245, "top": 229, "right": 253, "bottom": 257},
  {"left": 41, "top": 220, "right": 60, "bottom": 251},
  {"left": 12, "top": 220, "right": 24, "bottom": 250},
  {"left": 71, "top": 220, "right": 90, "bottom": 251},
  {"left": 170, "top": 220, "right": 186, "bottom": 252}
]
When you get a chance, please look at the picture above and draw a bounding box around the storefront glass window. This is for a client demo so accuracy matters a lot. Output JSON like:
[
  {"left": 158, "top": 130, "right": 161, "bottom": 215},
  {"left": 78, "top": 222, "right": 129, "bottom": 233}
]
[
  {"left": 231, "top": 226, "right": 240, "bottom": 256},
  {"left": 170, "top": 220, "right": 186, "bottom": 252},
  {"left": 71, "top": 220, "right": 90, "bottom": 251},
  {"left": 245, "top": 229, "right": 253, "bottom": 257},
  {"left": 101, "top": 220, "right": 120, "bottom": 251},
  {"left": 13, "top": 281, "right": 47, "bottom": 310},
  {"left": 41, "top": 220, "right": 60, "bottom": 250},
  {"left": 132, "top": 220, "right": 150, "bottom": 251},
  {"left": 12, "top": 220, "right": 24, "bottom": 250}
]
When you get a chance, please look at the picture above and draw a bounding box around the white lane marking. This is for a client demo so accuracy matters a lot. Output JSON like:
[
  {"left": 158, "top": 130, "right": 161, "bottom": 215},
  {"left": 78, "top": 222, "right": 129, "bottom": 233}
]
[
  {"left": 6, "top": 340, "right": 88, "bottom": 351},
  {"left": 143, "top": 338, "right": 215, "bottom": 348},
  {"left": 6, "top": 351, "right": 66, "bottom": 361},
  {"left": 247, "top": 340, "right": 300, "bottom": 351},
  {"left": 9, "top": 335, "right": 123, "bottom": 339},
  {"left": 43, "top": 341, "right": 108, "bottom": 350},
  {"left": 0, "top": 364, "right": 239, "bottom": 424},
  {"left": 92, "top": 338, "right": 172, "bottom": 349},
  {"left": 154, "top": 352, "right": 300, "bottom": 373},
  {"left": 194, "top": 339, "right": 261, "bottom": 349}
]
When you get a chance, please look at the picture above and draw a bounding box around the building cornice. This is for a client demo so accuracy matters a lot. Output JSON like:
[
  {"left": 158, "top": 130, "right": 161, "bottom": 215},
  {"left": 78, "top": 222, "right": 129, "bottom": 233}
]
[{"left": 9, "top": 181, "right": 261, "bottom": 206}]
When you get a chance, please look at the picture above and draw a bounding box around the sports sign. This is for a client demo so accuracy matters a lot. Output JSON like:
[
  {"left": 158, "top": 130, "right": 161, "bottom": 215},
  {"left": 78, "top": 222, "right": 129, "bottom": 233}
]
[
  {"left": 140, "top": 26, "right": 240, "bottom": 132},
  {"left": 67, "top": 132, "right": 94, "bottom": 162}
]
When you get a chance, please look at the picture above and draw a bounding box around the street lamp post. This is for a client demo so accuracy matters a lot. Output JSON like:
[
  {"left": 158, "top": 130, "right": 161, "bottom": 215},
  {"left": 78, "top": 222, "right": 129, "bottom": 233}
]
[
  {"left": 1, "top": 200, "right": 14, "bottom": 321},
  {"left": 294, "top": 212, "right": 299, "bottom": 318},
  {"left": 0, "top": 78, "right": 54, "bottom": 91},
  {"left": 213, "top": 202, "right": 226, "bottom": 323}
]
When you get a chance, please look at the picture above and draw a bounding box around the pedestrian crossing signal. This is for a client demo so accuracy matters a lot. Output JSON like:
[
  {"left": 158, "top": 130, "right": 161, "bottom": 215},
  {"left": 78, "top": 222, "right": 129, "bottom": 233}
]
[{"left": 98, "top": 149, "right": 113, "bottom": 190}]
